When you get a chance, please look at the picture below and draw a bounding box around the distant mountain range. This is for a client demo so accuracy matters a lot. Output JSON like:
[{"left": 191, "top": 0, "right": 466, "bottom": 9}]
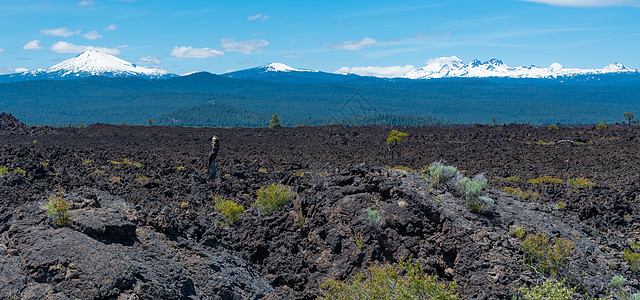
[
  {"left": 401, "top": 56, "right": 636, "bottom": 80},
  {"left": 1, "top": 50, "right": 638, "bottom": 84}
]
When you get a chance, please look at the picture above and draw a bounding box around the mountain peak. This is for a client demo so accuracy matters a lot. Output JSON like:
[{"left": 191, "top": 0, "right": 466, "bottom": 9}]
[
  {"left": 549, "top": 63, "right": 564, "bottom": 70},
  {"left": 602, "top": 62, "right": 634, "bottom": 72},
  {"left": 262, "top": 63, "right": 317, "bottom": 73},
  {"left": 23, "top": 50, "right": 174, "bottom": 80}
]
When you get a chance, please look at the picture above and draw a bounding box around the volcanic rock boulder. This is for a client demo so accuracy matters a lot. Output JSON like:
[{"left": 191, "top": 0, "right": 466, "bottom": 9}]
[{"left": 0, "top": 188, "right": 275, "bottom": 299}]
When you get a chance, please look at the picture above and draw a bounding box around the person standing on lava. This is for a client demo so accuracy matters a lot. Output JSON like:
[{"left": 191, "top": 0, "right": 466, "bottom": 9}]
[{"left": 208, "top": 136, "right": 220, "bottom": 181}]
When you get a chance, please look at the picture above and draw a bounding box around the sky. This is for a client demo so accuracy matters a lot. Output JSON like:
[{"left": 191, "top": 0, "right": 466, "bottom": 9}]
[{"left": 1, "top": 0, "right": 639, "bottom": 76}]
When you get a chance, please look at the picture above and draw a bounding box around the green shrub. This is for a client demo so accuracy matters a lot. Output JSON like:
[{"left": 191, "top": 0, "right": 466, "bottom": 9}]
[
  {"left": 596, "top": 119, "right": 607, "bottom": 130},
  {"left": 623, "top": 250, "right": 640, "bottom": 271},
  {"left": 44, "top": 195, "right": 72, "bottom": 227},
  {"left": 611, "top": 275, "right": 626, "bottom": 289},
  {"left": 428, "top": 162, "right": 459, "bottom": 187},
  {"left": 503, "top": 187, "right": 539, "bottom": 200},
  {"left": 520, "top": 233, "right": 575, "bottom": 277},
  {"left": 457, "top": 174, "right": 493, "bottom": 213},
  {"left": 366, "top": 208, "right": 382, "bottom": 227},
  {"left": 548, "top": 124, "right": 559, "bottom": 133},
  {"left": 253, "top": 184, "right": 296, "bottom": 214},
  {"left": 567, "top": 178, "right": 596, "bottom": 188},
  {"left": 0, "top": 166, "right": 8, "bottom": 177},
  {"left": 527, "top": 176, "right": 563, "bottom": 185},
  {"left": 318, "top": 259, "right": 459, "bottom": 300},
  {"left": 214, "top": 196, "right": 245, "bottom": 224},
  {"left": 516, "top": 279, "right": 575, "bottom": 300}
]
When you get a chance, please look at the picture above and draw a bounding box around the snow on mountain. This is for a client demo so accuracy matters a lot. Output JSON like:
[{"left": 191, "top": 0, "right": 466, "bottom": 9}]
[
  {"left": 21, "top": 50, "right": 174, "bottom": 79},
  {"left": 260, "top": 63, "right": 318, "bottom": 73},
  {"left": 404, "top": 57, "right": 637, "bottom": 79}
]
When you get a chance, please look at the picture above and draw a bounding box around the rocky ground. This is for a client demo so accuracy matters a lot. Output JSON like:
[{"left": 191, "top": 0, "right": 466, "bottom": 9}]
[{"left": 0, "top": 112, "right": 639, "bottom": 299}]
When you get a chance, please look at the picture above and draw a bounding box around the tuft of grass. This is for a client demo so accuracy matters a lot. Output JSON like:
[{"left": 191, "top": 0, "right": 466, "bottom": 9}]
[
  {"left": 509, "top": 225, "right": 527, "bottom": 239},
  {"left": 253, "top": 184, "right": 296, "bottom": 214},
  {"left": 503, "top": 187, "right": 539, "bottom": 200},
  {"left": 629, "top": 240, "right": 640, "bottom": 251},
  {"left": 548, "top": 124, "right": 559, "bottom": 133},
  {"left": 13, "top": 168, "right": 26, "bottom": 176},
  {"left": 109, "top": 176, "right": 121, "bottom": 183},
  {"left": 516, "top": 279, "right": 575, "bottom": 300},
  {"left": 623, "top": 250, "right": 640, "bottom": 271},
  {"left": 0, "top": 166, "right": 8, "bottom": 177},
  {"left": 258, "top": 168, "right": 268, "bottom": 174},
  {"left": 519, "top": 233, "right": 575, "bottom": 277},
  {"left": 318, "top": 259, "right": 459, "bottom": 300},
  {"left": 527, "top": 176, "right": 563, "bottom": 185},
  {"left": 176, "top": 166, "right": 185, "bottom": 171},
  {"left": 44, "top": 194, "right": 72, "bottom": 227},
  {"left": 506, "top": 176, "right": 522, "bottom": 182},
  {"left": 354, "top": 232, "right": 363, "bottom": 249},
  {"left": 82, "top": 159, "right": 93, "bottom": 165},
  {"left": 556, "top": 202, "right": 566, "bottom": 209},
  {"left": 567, "top": 178, "right": 596, "bottom": 188},
  {"left": 214, "top": 196, "right": 245, "bottom": 225},
  {"left": 391, "top": 166, "right": 417, "bottom": 173},
  {"left": 536, "top": 140, "right": 555, "bottom": 145},
  {"left": 135, "top": 176, "right": 153, "bottom": 181}
]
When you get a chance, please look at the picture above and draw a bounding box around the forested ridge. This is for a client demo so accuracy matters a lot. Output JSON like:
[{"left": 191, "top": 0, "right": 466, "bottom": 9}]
[{"left": 1, "top": 72, "right": 639, "bottom": 127}]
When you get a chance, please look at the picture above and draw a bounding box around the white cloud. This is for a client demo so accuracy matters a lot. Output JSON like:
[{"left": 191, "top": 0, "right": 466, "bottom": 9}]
[
  {"left": 51, "top": 41, "right": 122, "bottom": 55},
  {"left": 334, "top": 65, "right": 416, "bottom": 78},
  {"left": 40, "top": 27, "right": 80, "bottom": 37},
  {"left": 22, "top": 40, "right": 43, "bottom": 50},
  {"left": 136, "top": 56, "right": 161, "bottom": 65},
  {"left": 77, "top": 0, "right": 93, "bottom": 6},
  {"left": 247, "top": 13, "right": 269, "bottom": 21},
  {"left": 104, "top": 24, "right": 118, "bottom": 31},
  {"left": 283, "top": 53, "right": 303, "bottom": 58},
  {"left": 14, "top": 68, "right": 29, "bottom": 73},
  {"left": 220, "top": 38, "right": 269, "bottom": 54},
  {"left": 170, "top": 46, "right": 224, "bottom": 58},
  {"left": 83, "top": 30, "right": 102, "bottom": 40},
  {"left": 0, "top": 67, "right": 13, "bottom": 75},
  {"left": 519, "top": 0, "right": 640, "bottom": 6},
  {"left": 0, "top": 48, "right": 5, "bottom": 53},
  {"left": 326, "top": 37, "right": 377, "bottom": 50}
]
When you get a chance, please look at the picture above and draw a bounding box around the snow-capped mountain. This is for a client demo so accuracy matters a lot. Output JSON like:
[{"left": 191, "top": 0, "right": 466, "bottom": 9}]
[
  {"left": 12, "top": 50, "right": 175, "bottom": 80},
  {"left": 261, "top": 63, "right": 319, "bottom": 73},
  {"left": 403, "top": 56, "right": 637, "bottom": 79},
  {"left": 223, "top": 62, "right": 367, "bottom": 84}
]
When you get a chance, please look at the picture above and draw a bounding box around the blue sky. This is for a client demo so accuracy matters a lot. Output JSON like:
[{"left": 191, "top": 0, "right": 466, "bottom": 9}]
[{"left": 1, "top": 0, "right": 639, "bottom": 76}]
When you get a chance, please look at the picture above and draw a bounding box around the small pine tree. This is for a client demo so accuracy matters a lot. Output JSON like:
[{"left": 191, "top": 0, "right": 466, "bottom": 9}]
[
  {"left": 269, "top": 113, "right": 282, "bottom": 129},
  {"left": 624, "top": 112, "right": 634, "bottom": 127},
  {"left": 386, "top": 130, "right": 408, "bottom": 163},
  {"left": 147, "top": 118, "right": 153, "bottom": 126},
  {"left": 596, "top": 119, "right": 606, "bottom": 130}
]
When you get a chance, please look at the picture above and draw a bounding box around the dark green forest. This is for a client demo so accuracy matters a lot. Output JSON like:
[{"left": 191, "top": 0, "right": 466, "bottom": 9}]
[{"left": 1, "top": 73, "right": 639, "bottom": 127}]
